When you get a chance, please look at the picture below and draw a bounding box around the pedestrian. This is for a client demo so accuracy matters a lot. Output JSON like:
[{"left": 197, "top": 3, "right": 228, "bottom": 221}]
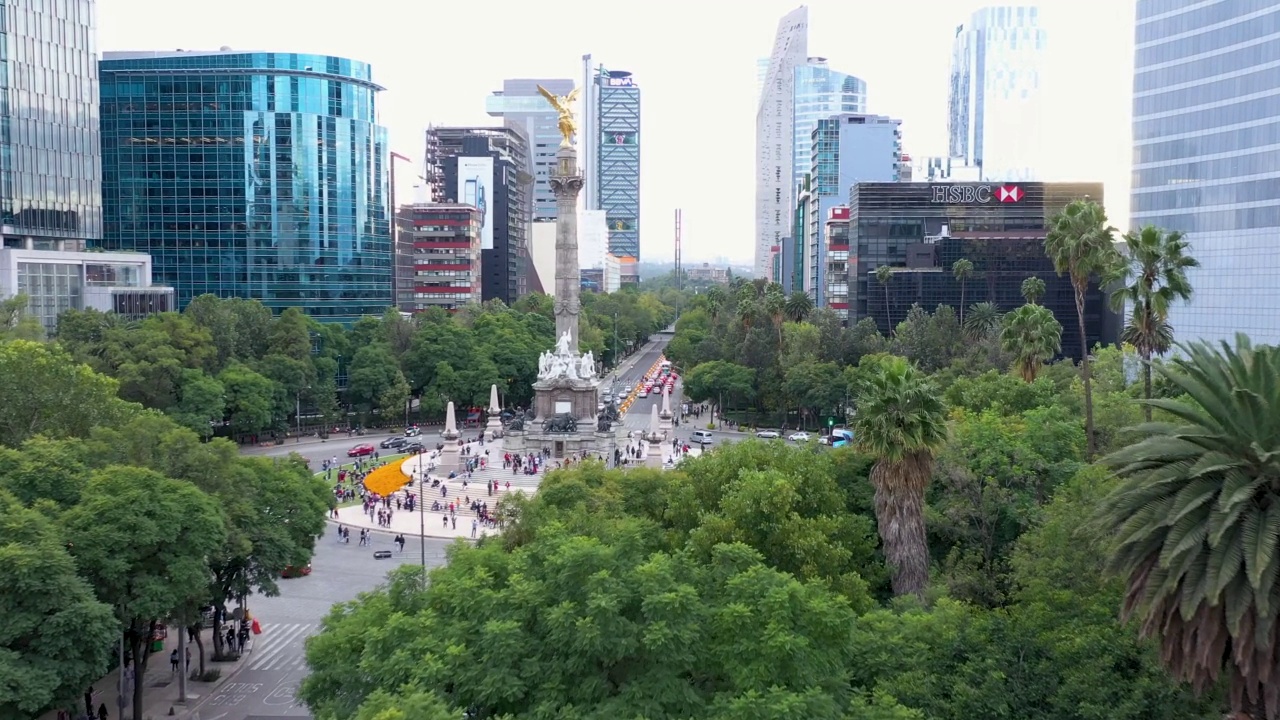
[
  {"left": 84, "top": 688, "right": 93, "bottom": 718},
  {"left": 170, "top": 648, "right": 179, "bottom": 673},
  {"left": 471, "top": 519, "right": 477, "bottom": 538},
  {"left": 98, "top": 702, "right": 108, "bottom": 720}
]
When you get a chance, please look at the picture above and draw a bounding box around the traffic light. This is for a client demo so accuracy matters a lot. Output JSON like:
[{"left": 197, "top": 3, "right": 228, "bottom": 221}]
[{"left": 827, "top": 417, "right": 834, "bottom": 427}]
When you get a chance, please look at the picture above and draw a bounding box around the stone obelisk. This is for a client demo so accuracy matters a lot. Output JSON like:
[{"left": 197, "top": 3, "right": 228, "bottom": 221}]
[{"left": 549, "top": 145, "right": 584, "bottom": 352}]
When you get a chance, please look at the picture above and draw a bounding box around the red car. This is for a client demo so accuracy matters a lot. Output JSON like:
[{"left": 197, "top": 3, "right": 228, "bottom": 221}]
[
  {"left": 347, "top": 443, "right": 375, "bottom": 458},
  {"left": 282, "top": 562, "right": 312, "bottom": 578}
]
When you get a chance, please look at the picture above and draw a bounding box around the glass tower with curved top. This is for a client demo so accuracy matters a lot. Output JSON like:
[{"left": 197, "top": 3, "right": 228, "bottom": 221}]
[
  {"left": 792, "top": 59, "right": 866, "bottom": 192},
  {"left": 1130, "top": 0, "right": 1280, "bottom": 346},
  {"left": 98, "top": 50, "right": 392, "bottom": 322}
]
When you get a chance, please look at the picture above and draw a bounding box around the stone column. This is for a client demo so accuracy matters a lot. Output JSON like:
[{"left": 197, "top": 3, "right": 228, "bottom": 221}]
[{"left": 549, "top": 145, "right": 584, "bottom": 354}]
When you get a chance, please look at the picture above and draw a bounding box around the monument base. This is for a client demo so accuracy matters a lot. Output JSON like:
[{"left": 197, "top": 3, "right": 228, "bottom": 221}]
[{"left": 502, "top": 429, "right": 619, "bottom": 461}]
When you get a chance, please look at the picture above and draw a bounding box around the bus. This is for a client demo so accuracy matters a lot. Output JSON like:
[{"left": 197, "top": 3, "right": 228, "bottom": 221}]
[{"left": 660, "top": 360, "right": 672, "bottom": 376}]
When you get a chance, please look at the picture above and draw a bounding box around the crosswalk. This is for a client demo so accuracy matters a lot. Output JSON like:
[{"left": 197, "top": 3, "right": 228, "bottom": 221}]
[{"left": 245, "top": 623, "right": 318, "bottom": 672}]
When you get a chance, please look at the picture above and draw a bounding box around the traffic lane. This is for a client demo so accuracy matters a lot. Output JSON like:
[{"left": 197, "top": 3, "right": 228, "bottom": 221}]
[
  {"left": 199, "top": 672, "right": 309, "bottom": 720},
  {"left": 239, "top": 430, "right": 401, "bottom": 461},
  {"left": 615, "top": 341, "right": 670, "bottom": 389}
]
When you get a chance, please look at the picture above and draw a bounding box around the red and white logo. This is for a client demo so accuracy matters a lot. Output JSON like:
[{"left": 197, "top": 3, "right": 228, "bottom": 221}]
[{"left": 997, "top": 185, "right": 1023, "bottom": 203}]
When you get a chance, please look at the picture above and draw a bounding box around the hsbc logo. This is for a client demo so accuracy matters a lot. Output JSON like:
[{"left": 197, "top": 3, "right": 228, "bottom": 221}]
[{"left": 930, "top": 184, "right": 1025, "bottom": 204}]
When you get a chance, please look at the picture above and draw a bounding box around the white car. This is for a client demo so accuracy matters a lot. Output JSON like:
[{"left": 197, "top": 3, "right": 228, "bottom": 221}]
[
  {"left": 638, "top": 390, "right": 648, "bottom": 398},
  {"left": 755, "top": 430, "right": 781, "bottom": 439},
  {"left": 788, "top": 431, "right": 811, "bottom": 442}
]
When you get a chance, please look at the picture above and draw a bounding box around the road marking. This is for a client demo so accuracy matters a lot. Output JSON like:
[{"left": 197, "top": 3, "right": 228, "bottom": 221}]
[{"left": 246, "top": 623, "right": 315, "bottom": 671}]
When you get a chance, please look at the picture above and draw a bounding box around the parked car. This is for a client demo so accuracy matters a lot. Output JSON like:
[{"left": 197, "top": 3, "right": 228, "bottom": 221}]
[
  {"left": 691, "top": 430, "right": 715, "bottom": 445},
  {"left": 755, "top": 430, "right": 782, "bottom": 439},
  {"left": 788, "top": 431, "right": 812, "bottom": 442},
  {"left": 347, "top": 443, "right": 375, "bottom": 457},
  {"left": 380, "top": 436, "right": 408, "bottom": 450},
  {"left": 282, "top": 562, "right": 312, "bottom": 578}
]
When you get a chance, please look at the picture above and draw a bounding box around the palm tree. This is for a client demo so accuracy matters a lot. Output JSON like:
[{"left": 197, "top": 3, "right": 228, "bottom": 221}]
[
  {"left": 1044, "top": 198, "right": 1119, "bottom": 460},
  {"left": 1097, "top": 336, "right": 1280, "bottom": 720},
  {"left": 962, "top": 302, "right": 1002, "bottom": 342},
  {"left": 738, "top": 297, "right": 761, "bottom": 331},
  {"left": 784, "top": 291, "right": 814, "bottom": 323},
  {"left": 1108, "top": 225, "right": 1198, "bottom": 421},
  {"left": 999, "top": 304, "right": 1062, "bottom": 382},
  {"left": 705, "top": 285, "right": 726, "bottom": 324},
  {"left": 764, "top": 289, "right": 786, "bottom": 348},
  {"left": 1021, "top": 276, "right": 1046, "bottom": 305},
  {"left": 852, "top": 356, "right": 948, "bottom": 598},
  {"left": 875, "top": 265, "right": 895, "bottom": 335},
  {"left": 952, "top": 258, "right": 974, "bottom": 324}
]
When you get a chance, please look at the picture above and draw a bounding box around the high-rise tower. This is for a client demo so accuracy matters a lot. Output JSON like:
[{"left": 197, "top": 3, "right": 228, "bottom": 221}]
[
  {"left": 755, "top": 6, "right": 809, "bottom": 278},
  {"left": 486, "top": 78, "right": 574, "bottom": 222},
  {"left": 948, "top": 6, "right": 1047, "bottom": 182},
  {"left": 1130, "top": 0, "right": 1280, "bottom": 346},
  {"left": 588, "top": 67, "right": 641, "bottom": 260}
]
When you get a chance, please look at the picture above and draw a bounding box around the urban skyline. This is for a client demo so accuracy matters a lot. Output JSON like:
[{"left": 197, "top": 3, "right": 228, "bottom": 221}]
[{"left": 97, "top": 0, "right": 1135, "bottom": 267}]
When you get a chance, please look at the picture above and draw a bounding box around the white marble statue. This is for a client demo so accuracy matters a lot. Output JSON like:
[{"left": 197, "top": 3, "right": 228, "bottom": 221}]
[
  {"left": 538, "top": 351, "right": 550, "bottom": 378},
  {"left": 564, "top": 353, "right": 579, "bottom": 380},
  {"left": 582, "top": 351, "right": 596, "bottom": 378},
  {"left": 555, "top": 330, "right": 573, "bottom": 356}
]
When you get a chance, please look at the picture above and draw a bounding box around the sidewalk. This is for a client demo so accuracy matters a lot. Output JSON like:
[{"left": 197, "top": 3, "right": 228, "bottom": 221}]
[{"left": 39, "top": 625, "right": 250, "bottom": 720}]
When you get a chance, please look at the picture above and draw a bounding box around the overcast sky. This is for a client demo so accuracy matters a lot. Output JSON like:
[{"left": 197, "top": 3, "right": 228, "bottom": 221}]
[{"left": 99, "top": 0, "right": 1136, "bottom": 265}]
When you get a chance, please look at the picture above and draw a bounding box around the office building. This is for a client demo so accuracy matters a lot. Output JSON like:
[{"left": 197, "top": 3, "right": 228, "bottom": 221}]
[
  {"left": 948, "top": 6, "right": 1047, "bottom": 181},
  {"left": 793, "top": 59, "right": 866, "bottom": 192},
  {"left": 824, "top": 207, "right": 852, "bottom": 320},
  {"left": 2, "top": 1, "right": 102, "bottom": 250},
  {"left": 1131, "top": 0, "right": 1280, "bottom": 346},
  {"left": 425, "top": 126, "right": 530, "bottom": 305},
  {"left": 755, "top": 5, "right": 809, "bottom": 277},
  {"left": 588, "top": 67, "right": 641, "bottom": 259},
  {"left": 686, "top": 263, "right": 730, "bottom": 284},
  {"left": 619, "top": 256, "right": 639, "bottom": 285},
  {"left": 0, "top": 242, "right": 174, "bottom": 333},
  {"left": 807, "top": 113, "right": 901, "bottom": 304},
  {"left": 789, "top": 176, "right": 811, "bottom": 294},
  {"left": 580, "top": 254, "right": 621, "bottom": 294},
  {"left": 486, "top": 78, "right": 573, "bottom": 222},
  {"left": 849, "top": 182, "right": 1117, "bottom": 359},
  {"left": 98, "top": 50, "right": 392, "bottom": 321},
  {"left": 395, "top": 203, "right": 481, "bottom": 313}
]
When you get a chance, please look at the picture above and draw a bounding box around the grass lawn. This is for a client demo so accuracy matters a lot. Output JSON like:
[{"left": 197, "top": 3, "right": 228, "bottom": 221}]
[{"left": 316, "top": 453, "right": 412, "bottom": 507}]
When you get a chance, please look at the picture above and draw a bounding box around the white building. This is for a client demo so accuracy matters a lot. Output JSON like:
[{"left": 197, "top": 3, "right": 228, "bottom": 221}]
[
  {"left": 528, "top": 222, "right": 557, "bottom": 297},
  {"left": 579, "top": 209, "right": 610, "bottom": 272},
  {"left": 754, "top": 5, "right": 809, "bottom": 278},
  {"left": 948, "top": 6, "right": 1047, "bottom": 182},
  {"left": 0, "top": 241, "right": 174, "bottom": 333}
]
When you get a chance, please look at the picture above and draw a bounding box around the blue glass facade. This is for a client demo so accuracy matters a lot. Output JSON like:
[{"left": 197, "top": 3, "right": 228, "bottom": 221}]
[
  {"left": 97, "top": 51, "right": 392, "bottom": 322},
  {"left": 1130, "top": 0, "right": 1280, "bottom": 346},
  {"left": 0, "top": 0, "right": 102, "bottom": 245},
  {"left": 792, "top": 59, "right": 865, "bottom": 192},
  {"left": 591, "top": 68, "right": 640, "bottom": 259}
]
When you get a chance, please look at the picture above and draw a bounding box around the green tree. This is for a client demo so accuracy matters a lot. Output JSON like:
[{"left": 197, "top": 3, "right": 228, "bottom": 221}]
[
  {"left": 0, "top": 437, "right": 91, "bottom": 509},
  {"left": 999, "top": 303, "right": 1062, "bottom": 383},
  {"left": 352, "top": 690, "right": 458, "bottom": 720},
  {"left": 1108, "top": 225, "right": 1198, "bottom": 421},
  {"left": 348, "top": 343, "right": 410, "bottom": 420},
  {"left": 951, "top": 259, "right": 973, "bottom": 324},
  {"left": 218, "top": 362, "right": 280, "bottom": 436},
  {"left": 63, "top": 466, "right": 226, "bottom": 720},
  {"left": 1044, "top": 197, "right": 1119, "bottom": 460},
  {"left": 0, "top": 340, "right": 137, "bottom": 447},
  {"left": 852, "top": 356, "right": 947, "bottom": 598},
  {"left": 1020, "top": 276, "right": 1046, "bottom": 305},
  {"left": 0, "top": 491, "right": 117, "bottom": 719},
  {"left": 1097, "top": 335, "right": 1280, "bottom": 720},
  {"left": 785, "top": 290, "right": 814, "bottom": 322},
  {"left": 875, "top": 265, "right": 895, "bottom": 334},
  {"left": 961, "top": 301, "right": 1001, "bottom": 342},
  {"left": 683, "top": 360, "right": 755, "bottom": 419},
  {"left": 167, "top": 369, "right": 226, "bottom": 439},
  {"left": 783, "top": 361, "right": 845, "bottom": 428},
  {"left": 0, "top": 293, "right": 45, "bottom": 340}
]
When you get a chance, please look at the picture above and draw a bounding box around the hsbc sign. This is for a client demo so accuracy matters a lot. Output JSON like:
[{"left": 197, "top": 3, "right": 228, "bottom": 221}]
[{"left": 930, "top": 184, "right": 1024, "bottom": 204}]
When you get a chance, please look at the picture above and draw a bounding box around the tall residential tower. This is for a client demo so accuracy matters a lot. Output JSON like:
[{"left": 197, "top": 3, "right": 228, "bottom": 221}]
[
  {"left": 588, "top": 67, "right": 641, "bottom": 259},
  {"left": 948, "top": 6, "right": 1047, "bottom": 182},
  {"left": 755, "top": 6, "right": 809, "bottom": 277},
  {"left": 1130, "top": 0, "right": 1280, "bottom": 346}
]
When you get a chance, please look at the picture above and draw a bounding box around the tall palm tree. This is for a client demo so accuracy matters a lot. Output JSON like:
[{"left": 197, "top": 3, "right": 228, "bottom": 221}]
[
  {"left": 1021, "top": 276, "right": 1046, "bottom": 305},
  {"left": 705, "top": 285, "right": 726, "bottom": 324},
  {"left": 999, "top": 304, "right": 1062, "bottom": 382},
  {"left": 784, "top": 290, "right": 814, "bottom": 323},
  {"left": 952, "top": 258, "right": 974, "bottom": 324},
  {"left": 875, "top": 265, "right": 895, "bottom": 336},
  {"left": 1044, "top": 198, "right": 1119, "bottom": 460},
  {"left": 1097, "top": 336, "right": 1280, "bottom": 720},
  {"left": 962, "top": 302, "right": 1002, "bottom": 342},
  {"left": 764, "top": 289, "right": 786, "bottom": 348},
  {"left": 853, "top": 356, "right": 948, "bottom": 598},
  {"left": 738, "top": 297, "right": 761, "bottom": 331},
  {"left": 1108, "top": 225, "right": 1199, "bottom": 421}
]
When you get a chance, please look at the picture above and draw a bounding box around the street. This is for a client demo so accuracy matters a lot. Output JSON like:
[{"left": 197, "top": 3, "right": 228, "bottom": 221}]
[{"left": 185, "top": 534, "right": 456, "bottom": 720}]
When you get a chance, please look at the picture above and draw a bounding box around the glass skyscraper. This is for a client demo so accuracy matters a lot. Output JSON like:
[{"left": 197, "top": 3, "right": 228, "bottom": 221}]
[
  {"left": 591, "top": 67, "right": 640, "bottom": 259},
  {"left": 486, "top": 78, "right": 573, "bottom": 222},
  {"left": 792, "top": 59, "right": 866, "bottom": 193},
  {"left": 756, "top": 6, "right": 809, "bottom": 278},
  {"left": 97, "top": 50, "right": 392, "bottom": 322},
  {"left": 948, "top": 6, "right": 1047, "bottom": 181},
  {"left": 1, "top": 0, "right": 102, "bottom": 246},
  {"left": 1131, "top": 0, "right": 1280, "bottom": 347}
]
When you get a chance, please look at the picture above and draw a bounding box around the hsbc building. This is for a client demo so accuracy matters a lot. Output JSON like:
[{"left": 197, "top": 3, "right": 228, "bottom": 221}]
[{"left": 839, "top": 181, "right": 1118, "bottom": 360}]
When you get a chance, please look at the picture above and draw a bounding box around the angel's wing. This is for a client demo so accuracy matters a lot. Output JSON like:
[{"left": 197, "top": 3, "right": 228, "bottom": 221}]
[
  {"left": 536, "top": 85, "right": 559, "bottom": 107},
  {"left": 564, "top": 87, "right": 581, "bottom": 104}
]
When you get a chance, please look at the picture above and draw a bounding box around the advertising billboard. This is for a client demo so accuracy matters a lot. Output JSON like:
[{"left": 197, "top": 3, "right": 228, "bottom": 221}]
[{"left": 457, "top": 156, "right": 494, "bottom": 250}]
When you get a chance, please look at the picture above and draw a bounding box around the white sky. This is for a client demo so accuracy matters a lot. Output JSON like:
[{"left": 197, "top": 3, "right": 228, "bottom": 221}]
[{"left": 98, "top": 0, "right": 1136, "bottom": 265}]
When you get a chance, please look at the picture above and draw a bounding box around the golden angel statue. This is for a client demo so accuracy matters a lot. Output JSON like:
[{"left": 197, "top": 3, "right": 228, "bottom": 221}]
[{"left": 537, "top": 84, "right": 581, "bottom": 147}]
